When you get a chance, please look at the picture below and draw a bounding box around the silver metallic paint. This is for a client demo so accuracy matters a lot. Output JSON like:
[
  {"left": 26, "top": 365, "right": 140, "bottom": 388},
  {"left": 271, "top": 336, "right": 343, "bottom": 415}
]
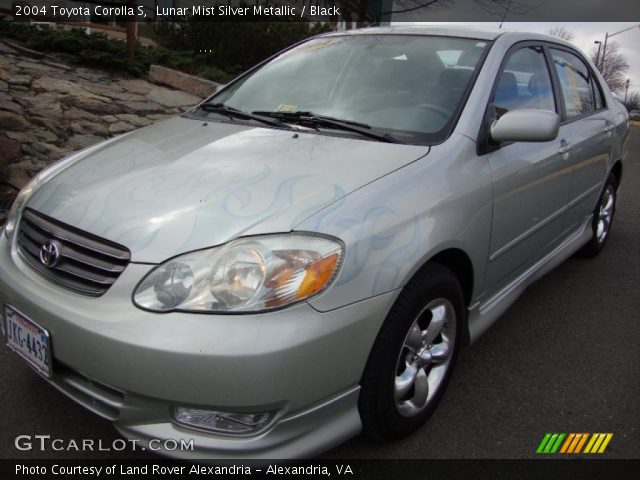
[
  {"left": 0, "top": 26, "right": 629, "bottom": 459},
  {"left": 490, "top": 109, "right": 560, "bottom": 143},
  {"left": 26, "top": 119, "right": 428, "bottom": 263}
]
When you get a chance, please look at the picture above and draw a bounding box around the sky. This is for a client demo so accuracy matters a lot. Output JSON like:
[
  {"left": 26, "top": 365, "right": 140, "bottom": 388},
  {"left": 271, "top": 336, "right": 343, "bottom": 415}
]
[{"left": 421, "top": 22, "right": 640, "bottom": 96}]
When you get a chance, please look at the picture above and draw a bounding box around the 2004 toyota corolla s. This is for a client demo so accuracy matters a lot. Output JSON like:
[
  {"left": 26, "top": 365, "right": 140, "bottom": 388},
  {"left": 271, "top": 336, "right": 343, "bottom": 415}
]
[{"left": 0, "top": 26, "right": 629, "bottom": 459}]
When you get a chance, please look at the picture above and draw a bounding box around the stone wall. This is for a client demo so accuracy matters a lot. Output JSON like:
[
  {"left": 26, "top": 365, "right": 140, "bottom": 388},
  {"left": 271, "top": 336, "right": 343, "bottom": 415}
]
[
  {"left": 148, "top": 64, "right": 221, "bottom": 99},
  {"left": 0, "top": 40, "right": 204, "bottom": 189}
]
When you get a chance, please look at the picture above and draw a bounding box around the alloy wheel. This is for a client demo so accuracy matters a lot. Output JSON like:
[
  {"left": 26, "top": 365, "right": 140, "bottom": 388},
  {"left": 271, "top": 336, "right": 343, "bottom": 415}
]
[
  {"left": 394, "top": 299, "right": 457, "bottom": 418},
  {"left": 596, "top": 185, "right": 615, "bottom": 244}
]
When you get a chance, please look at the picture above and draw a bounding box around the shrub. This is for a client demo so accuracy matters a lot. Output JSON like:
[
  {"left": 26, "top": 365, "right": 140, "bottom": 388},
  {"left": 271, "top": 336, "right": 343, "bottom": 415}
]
[
  {"left": 197, "top": 65, "right": 235, "bottom": 84},
  {"left": 0, "top": 22, "right": 201, "bottom": 78},
  {"left": 0, "top": 20, "right": 332, "bottom": 80}
]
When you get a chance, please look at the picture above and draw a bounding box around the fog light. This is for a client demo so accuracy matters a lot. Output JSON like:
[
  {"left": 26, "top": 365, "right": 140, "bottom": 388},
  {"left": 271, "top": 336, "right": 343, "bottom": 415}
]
[{"left": 172, "top": 407, "right": 275, "bottom": 435}]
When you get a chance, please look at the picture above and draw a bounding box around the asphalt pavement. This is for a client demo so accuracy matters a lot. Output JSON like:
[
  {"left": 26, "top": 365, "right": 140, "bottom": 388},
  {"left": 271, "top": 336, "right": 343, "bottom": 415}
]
[{"left": 1, "top": 128, "right": 639, "bottom": 460}]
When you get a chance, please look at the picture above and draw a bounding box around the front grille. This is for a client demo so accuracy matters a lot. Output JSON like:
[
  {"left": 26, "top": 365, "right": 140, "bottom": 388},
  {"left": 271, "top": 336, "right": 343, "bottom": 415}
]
[{"left": 17, "top": 209, "right": 130, "bottom": 296}]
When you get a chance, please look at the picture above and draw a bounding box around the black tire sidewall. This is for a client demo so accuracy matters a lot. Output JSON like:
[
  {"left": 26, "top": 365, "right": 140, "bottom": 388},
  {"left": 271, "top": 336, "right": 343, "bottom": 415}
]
[
  {"left": 580, "top": 174, "right": 618, "bottom": 257},
  {"left": 593, "top": 179, "right": 617, "bottom": 248},
  {"left": 359, "top": 263, "right": 465, "bottom": 440}
]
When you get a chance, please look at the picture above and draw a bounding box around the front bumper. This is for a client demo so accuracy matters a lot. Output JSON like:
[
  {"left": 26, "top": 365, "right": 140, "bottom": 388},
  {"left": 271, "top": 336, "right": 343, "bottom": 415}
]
[{"left": 0, "top": 233, "right": 396, "bottom": 458}]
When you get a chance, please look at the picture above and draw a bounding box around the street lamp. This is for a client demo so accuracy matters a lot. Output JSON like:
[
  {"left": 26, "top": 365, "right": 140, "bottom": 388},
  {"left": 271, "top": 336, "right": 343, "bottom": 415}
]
[
  {"left": 600, "top": 24, "right": 640, "bottom": 71},
  {"left": 624, "top": 78, "right": 630, "bottom": 104},
  {"left": 594, "top": 40, "right": 602, "bottom": 69}
]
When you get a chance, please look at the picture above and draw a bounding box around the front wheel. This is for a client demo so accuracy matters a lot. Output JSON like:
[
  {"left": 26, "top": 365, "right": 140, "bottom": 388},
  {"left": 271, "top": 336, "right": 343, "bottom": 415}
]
[
  {"left": 578, "top": 175, "right": 617, "bottom": 257},
  {"left": 358, "top": 263, "right": 464, "bottom": 440}
]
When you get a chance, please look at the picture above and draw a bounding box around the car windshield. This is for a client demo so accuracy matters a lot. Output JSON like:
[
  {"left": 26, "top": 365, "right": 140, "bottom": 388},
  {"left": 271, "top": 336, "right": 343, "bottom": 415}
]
[{"left": 208, "top": 34, "right": 490, "bottom": 145}]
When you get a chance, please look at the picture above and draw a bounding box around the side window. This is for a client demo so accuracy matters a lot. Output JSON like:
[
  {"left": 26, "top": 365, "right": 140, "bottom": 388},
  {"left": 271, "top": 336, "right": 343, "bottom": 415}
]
[
  {"left": 551, "top": 49, "right": 598, "bottom": 118},
  {"left": 493, "top": 46, "right": 556, "bottom": 118}
]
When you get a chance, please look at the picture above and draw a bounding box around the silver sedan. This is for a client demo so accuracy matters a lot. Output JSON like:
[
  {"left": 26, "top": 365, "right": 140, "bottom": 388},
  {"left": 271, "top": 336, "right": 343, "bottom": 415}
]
[{"left": 0, "top": 25, "right": 629, "bottom": 459}]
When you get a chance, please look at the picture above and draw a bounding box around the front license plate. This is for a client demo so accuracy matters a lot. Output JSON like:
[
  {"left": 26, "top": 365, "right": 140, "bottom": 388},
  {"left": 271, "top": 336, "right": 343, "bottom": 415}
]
[{"left": 3, "top": 305, "right": 52, "bottom": 378}]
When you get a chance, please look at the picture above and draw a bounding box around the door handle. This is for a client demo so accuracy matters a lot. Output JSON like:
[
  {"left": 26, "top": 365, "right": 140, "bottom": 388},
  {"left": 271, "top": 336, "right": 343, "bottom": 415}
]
[
  {"left": 604, "top": 124, "right": 614, "bottom": 134},
  {"left": 558, "top": 141, "right": 573, "bottom": 155}
]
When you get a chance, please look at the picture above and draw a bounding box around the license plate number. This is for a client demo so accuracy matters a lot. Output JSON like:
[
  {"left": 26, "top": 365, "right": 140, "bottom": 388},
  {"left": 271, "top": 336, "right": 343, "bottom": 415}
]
[{"left": 3, "top": 305, "right": 52, "bottom": 377}]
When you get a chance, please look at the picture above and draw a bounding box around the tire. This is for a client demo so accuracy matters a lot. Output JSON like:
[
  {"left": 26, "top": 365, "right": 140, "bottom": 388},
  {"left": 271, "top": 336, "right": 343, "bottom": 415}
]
[
  {"left": 578, "top": 174, "right": 617, "bottom": 257},
  {"left": 359, "top": 263, "right": 464, "bottom": 440}
]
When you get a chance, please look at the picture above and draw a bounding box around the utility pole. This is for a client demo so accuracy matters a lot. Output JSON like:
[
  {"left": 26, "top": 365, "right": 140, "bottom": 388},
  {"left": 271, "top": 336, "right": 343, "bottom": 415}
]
[
  {"left": 599, "top": 24, "right": 640, "bottom": 72},
  {"left": 126, "top": 0, "right": 136, "bottom": 59}
]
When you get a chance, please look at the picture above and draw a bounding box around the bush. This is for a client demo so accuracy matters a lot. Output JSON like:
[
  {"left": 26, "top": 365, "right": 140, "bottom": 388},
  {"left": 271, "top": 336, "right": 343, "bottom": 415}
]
[
  {"left": 0, "top": 20, "right": 332, "bottom": 81},
  {"left": 0, "top": 22, "right": 149, "bottom": 76},
  {"left": 197, "top": 65, "right": 236, "bottom": 84},
  {"left": 0, "top": 22, "right": 212, "bottom": 78}
]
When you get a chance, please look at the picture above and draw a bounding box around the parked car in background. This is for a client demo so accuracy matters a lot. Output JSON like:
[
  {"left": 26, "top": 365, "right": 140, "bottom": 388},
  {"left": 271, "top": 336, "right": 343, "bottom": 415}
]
[
  {"left": 630, "top": 109, "right": 640, "bottom": 121},
  {"left": 0, "top": 25, "right": 629, "bottom": 459}
]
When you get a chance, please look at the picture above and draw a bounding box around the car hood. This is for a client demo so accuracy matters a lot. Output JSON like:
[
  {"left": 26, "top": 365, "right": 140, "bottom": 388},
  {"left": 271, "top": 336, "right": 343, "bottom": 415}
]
[{"left": 27, "top": 117, "right": 428, "bottom": 263}]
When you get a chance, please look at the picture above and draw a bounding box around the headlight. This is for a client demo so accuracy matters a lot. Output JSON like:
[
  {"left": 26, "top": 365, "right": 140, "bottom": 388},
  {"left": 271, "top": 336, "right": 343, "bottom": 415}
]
[
  {"left": 4, "top": 152, "right": 85, "bottom": 241},
  {"left": 4, "top": 175, "right": 45, "bottom": 241},
  {"left": 133, "top": 234, "right": 343, "bottom": 313}
]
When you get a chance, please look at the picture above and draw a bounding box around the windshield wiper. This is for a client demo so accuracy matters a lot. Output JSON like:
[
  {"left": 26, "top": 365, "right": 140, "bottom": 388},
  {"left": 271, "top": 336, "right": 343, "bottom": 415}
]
[
  {"left": 252, "top": 111, "right": 399, "bottom": 143},
  {"left": 197, "top": 103, "right": 292, "bottom": 129}
]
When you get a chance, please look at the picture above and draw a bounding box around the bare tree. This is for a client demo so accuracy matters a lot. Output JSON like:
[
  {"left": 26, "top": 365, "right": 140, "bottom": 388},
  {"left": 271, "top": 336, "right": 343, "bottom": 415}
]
[
  {"left": 624, "top": 91, "right": 640, "bottom": 112},
  {"left": 348, "top": 0, "right": 542, "bottom": 25},
  {"left": 546, "top": 26, "right": 574, "bottom": 42},
  {"left": 590, "top": 41, "right": 629, "bottom": 92},
  {"left": 379, "top": 0, "right": 450, "bottom": 16},
  {"left": 473, "top": 0, "right": 546, "bottom": 25}
]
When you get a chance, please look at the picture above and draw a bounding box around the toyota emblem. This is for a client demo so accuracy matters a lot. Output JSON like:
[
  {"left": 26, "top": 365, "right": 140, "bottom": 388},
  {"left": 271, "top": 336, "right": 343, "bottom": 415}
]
[{"left": 39, "top": 240, "right": 61, "bottom": 268}]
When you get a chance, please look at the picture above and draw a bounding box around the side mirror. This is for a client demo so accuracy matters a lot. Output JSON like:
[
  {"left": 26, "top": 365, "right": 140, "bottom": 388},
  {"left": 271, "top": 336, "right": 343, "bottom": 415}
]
[{"left": 490, "top": 109, "right": 560, "bottom": 143}]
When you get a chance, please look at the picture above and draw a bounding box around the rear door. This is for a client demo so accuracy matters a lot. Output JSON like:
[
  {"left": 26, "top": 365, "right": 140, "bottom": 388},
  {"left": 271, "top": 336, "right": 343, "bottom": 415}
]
[{"left": 548, "top": 47, "right": 613, "bottom": 231}]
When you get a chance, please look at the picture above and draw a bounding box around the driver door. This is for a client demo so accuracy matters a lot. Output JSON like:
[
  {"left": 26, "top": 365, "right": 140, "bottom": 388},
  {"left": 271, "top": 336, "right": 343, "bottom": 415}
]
[{"left": 483, "top": 44, "right": 572, "bottom": 292}]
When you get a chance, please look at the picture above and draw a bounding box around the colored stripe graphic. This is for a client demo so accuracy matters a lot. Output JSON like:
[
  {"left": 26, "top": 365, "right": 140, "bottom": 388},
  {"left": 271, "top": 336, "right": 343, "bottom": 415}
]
[
  {"left": 584, "top": 434, "right": 598, "bottom": 453},
  {"left": 559, "top": 433, "right": 575, "bottom": 453},
  {"left": 566, "top": 433, "right": 583, "bottom": 453},
  {"left": 584, "top": 433, "right": 614, "bottom": 454},
  {"left": 536, "top": 433, "right": 552, "bottom": 453},
  {"left": 597, "top": 434, "right": 613, "bottom": 453},
  {"left": 537, "top": 433, "right": 613, "bottom": 454},
  {"left": 544, "top": 433, "right": 559, "bottom": 453},
  {"left": 550, "top": 433, "right": 565, "bottom": 453},
  {"left": 574, "top": 433, "right": 589, "bottom": 453}
]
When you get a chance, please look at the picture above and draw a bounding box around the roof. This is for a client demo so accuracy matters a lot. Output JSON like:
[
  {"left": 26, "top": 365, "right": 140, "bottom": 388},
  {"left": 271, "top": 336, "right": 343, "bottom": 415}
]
[
  {"left": 327, "top": 24, "right": 576, "bottom": 48},
  {"left": 330, "top": 24, "right": 506, "bottom": 41}
]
